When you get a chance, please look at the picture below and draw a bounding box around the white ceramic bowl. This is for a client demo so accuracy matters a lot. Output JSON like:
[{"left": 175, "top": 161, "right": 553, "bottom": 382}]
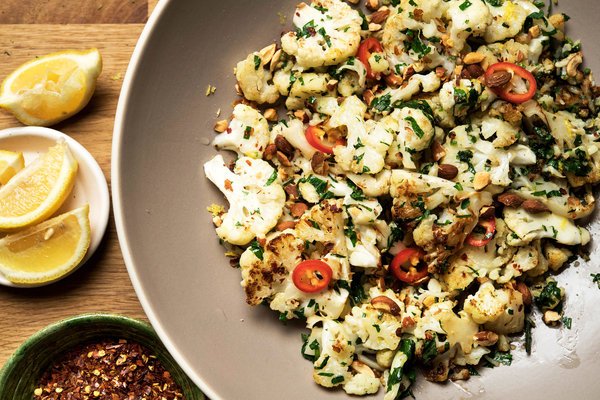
[{"left": 0, "top": 127, "right": 110, "bottom": 288}]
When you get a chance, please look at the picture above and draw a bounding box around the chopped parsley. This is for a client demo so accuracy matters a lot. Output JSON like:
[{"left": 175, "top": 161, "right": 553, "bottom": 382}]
[
  {"left": 249, "top": 240, "right": 263, "bottom": 260},
  {"left": 459, "top": 0, "right": 472, "bottom": 10},
  {"left": 370, "top": 94, "right": 392, "bottom": 113},
  {"left": 265, "top": 170, "right": 278, "bottom": 186},
  {"left": 405, "top": 116, "right": 425, "bottom": 138},
  {"left": 253, "top": 55, "right": 261, "bottom": 70}
]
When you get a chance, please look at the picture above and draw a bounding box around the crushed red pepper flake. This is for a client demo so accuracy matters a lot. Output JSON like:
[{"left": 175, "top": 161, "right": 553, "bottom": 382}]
[{"left": 33, "top": 339, "right": 185, "bottom": 400}]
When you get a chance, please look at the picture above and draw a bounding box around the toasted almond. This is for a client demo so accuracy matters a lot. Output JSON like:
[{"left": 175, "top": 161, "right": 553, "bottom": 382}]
[
  {"left": 276, "top": 221, "right": 296, "bottom": 231},
  {"left": 326, "top": 79, "right": 339, "bottom": 91},
  {"left": 473, "top": 331, "right": 499, "bottom": 346},
  {"left": 370, "top": 8, "right": 390, "bottom": 24},
  {"left": 259, "top": 44, "right": 277, "bottom": 65},
  {"left": 529, "top": 25, "right": 541, "bottom": 39},
  {"left": 543, "top": 310, "right": 561, "bottom": 325},
  {"left": 497, "top": 193, "right": 525, "bottom": 208},
  {"left": 264, "top": 108, "right": 278, "bottom": 122},
  {"left": 264, "top": 143, "right": 277, "bottom": 160},
  {"left": 371, "top": 296, "right": 401, "bottom": 315},
  {"left": 275, "top": 135, "right": 294, "bottom": 158},
  {"left": 432, "top": 140, "right": 446, "bottom": 161},
  {"left": 521, "top": 199, "right": 550, "bottom": 214},
  {"left": 479, "top": 206, "right": 495, "bottom": 219},
  {"left": 473, "top": 171, "right": 491, "bottom": 191},
  {"left": 486, "top": 70, "right": 511, "bottom": 88},
  {"left": 290, "top": 202, "right": 309, "bottom": 218},
  {"left": 465, "top": 64, "right": 485, "bottom": 79},
  {"left": 311, "top": 152, "right": 329, "bottom": 175},
  {"left": 515, "top": 282, "right": 532, "bottom": 306},
  {"left": 213, "top": 119, "right": 229, "bottom": 133},
  {"left": 276, "top": 151, "right": 292, "bottom": 167},
  {"left": 270, "top": 49, "right": 282, "bottom": 72},
  {"left": 366, "top": 0, "right": 379, "bottom": 11},
  {"left": 463, "top": 52, "right": 485, "bottom": 65},
  {"left": 438, "top": 164, "right": 458, "bottom": 180}
]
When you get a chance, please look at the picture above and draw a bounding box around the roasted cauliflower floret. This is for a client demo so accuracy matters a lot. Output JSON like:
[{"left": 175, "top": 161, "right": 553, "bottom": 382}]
[
  {"left": 212, "top": 104, "right": 270, "bottom": 158},
  {"left": 464, "top": 282, "right": 524, "bottom": 334},
  {"left": 235, "top": 52, "right": 280, "bottom": 104},
  {"left": 280, "top": 0, "right": 362, "bottom": 68},
  {"left": 343, "top": 371, "right": 380, "bottom": 396},
  {"left": 309, "top": 319, "right": 356, "bottom": 388},
  {"left": 484, "top": 0, "right": 538, "bottom": 43},
  {"left": 271, "top": 118, "right": 316, "bottom": 159},
  {"left": 204, "top": 155, "right": 285, "bottom": 245},
  {"left": 239, "top": 231, "right": 304, "bottom": 305},
  {"left": 446, "top": 0, "right": 491, "bottom": 51},
  {"left": 329, "top": 96, "right": 393, "bottom": 175},
  {"left": 503, "top": 207, "right": 591, "bottom": 246},
  {"left": 347, "top": 170, "right": 391, "bottom": 197},
  {"left": 386, "top": 107, "right": 436, "bottom": 169},
  {"left": 296, "top": 199, "right": 351, "bottom": 281}
]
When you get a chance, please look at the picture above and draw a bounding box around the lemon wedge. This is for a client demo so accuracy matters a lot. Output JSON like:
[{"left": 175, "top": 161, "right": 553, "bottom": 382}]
[
  {"left": 0, "top": 49, "right": 102, "bottom": 126},
  {"left": 0, "top": 141, "right": 77, "bottom": 231},
  {"left": 0, "top": 205, "right": 90, "bottom": 284},
  {"left": 0, "top": 150, "right": 24, "bottom": 185}
]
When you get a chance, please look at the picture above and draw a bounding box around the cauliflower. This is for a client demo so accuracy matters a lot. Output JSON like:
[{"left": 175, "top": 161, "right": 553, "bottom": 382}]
[
  {"left": 345, "top": 303, "right": 403, "bottom": 350},
  {"left": 329, "top": 96, "right": 393, "bottom": 174},
  {"left": 347, "top": 225, "right": 381, "bottom": 268},
  {"left": 343, "top": 372, "right": 380, "bottom": 395},
  {"left": 463, "top": 282, "right": 524, "bottom": 334},
  {"left": 296, "top": 199, "right": 351, "bottom": 281},
  {"left": 309, "top": 318, "right": 356, "bottom": 387},
  {"left": 337, "top": 58, "right": 367, "bottom": 97},
  {"left": 347, "top": 170, "right": 391, "bottom": 197},
  {"left": 442, "top": 218, "right": 516, "bottom": 290},
  {"left": 545, "top": 243, "right": 573, "bottom": 271},
  {"left": 212, "top": 104, "right": 270, "bottom": 158},
  {"left": 390, "top": 170, "right": 459, "bottom": 220},
  {"left": 285, "top": 72, "right": 330, "bottom": 110},
  {"left": 446, "top": 0, "right": 491, "bottom": 51},
  {"left": 383, "top": 343, "right": 414, "bottom": 400},
  {"left": 280, "top": 0, "right": 362, "bottom": 68},
  {"left": 381, "top": 0, "right": 450, "bottom": 73},
  {"left": 427, "top": 301, "right": 479, "bottom": 354},
  {"left": 413, "top": 192, "right": 492, "bottom": 268},
  {"left": 503, "top": 207, "right": 591, "bottom": 246},
  {"left": 511, "top": 175, "right": 595, "bottom": 220},
  {"left": 271, "top": 118, "right": 316, "bottom": 159},
  {"left": 441, "top": 124, "right": 536, "bottom": 189},
  {"left": 239, "top": 231, "right": 304, "bottom": 305},
  {"left": 386, "top": 107, "right": 436, "bottom": 170},
  {"left": 484, "top": 0, "right": 538, "bottom": 43},
  {"left": 375, "top": 72, "right": 441, "bottom": 108},
  {"left": 235, "top": 52, "right": 279, "bottom": 104},
  {"left": 271, "top": 280, "right": 349, "bottom": 319},
  {"left": 204, "top": 155, "right": 285, "bottom": 245}
]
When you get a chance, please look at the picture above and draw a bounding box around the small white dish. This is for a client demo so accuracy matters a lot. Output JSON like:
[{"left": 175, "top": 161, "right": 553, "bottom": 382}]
[{"left": 0, "top": 127, "right": 110, "bottom": 288}]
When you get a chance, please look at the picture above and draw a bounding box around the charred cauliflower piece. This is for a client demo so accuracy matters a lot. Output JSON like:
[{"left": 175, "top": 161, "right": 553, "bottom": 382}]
[
  {"left": 204, "top": 155, "right": 285, "bottom": 245},
  {"left": 464, "top": 282, "right": 524, "bottom": 335},
  {"left": 239, "top": 231, "right": 304, "bottom": 305},
  {"left": 281, "top": 0, "right": 362, "bottom": 68}
]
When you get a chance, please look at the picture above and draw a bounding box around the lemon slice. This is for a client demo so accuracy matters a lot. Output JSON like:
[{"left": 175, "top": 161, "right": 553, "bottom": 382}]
[
  {"left": 0, "top": 150, "right": 24, "bottom": 185},
  {"left": 0, "top": 141, "right": 77, "bottom": 231},
  {"left": 0, "top": 205, "right": 90, "bottom": 284},
  {"left": 0, "top": 49, "right": 102, "bottom": 126}
]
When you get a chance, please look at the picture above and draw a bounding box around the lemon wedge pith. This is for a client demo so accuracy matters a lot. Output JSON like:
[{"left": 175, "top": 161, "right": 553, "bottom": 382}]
[
  {"left": 0, "top": 205, "right": 90, "bottom": 284},
  {"left": 0, "top": 150, "right": 24, "bottom": 185},
  {"left": 0, "top": 141, "right": 78, "bottom": 231},
  {"left": 0, "top": 49, "right": 102, "bottom": 126}
]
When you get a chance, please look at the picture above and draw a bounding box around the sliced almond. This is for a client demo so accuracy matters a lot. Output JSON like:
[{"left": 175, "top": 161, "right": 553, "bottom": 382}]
[
  {"left": 213, "top": 119, "right": 229, "bottom": 133},
  {"left": 473, "top": 171, "right": 491, "bottom": 191},
  {"left": 463, "top": 52, "right": 485, "bottom": 65}
]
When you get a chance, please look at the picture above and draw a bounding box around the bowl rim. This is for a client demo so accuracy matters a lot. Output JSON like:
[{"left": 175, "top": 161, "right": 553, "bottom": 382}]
[
  {"left": 111, "top": 1, "right": 218, "bottom": 399},
  {"left": 0, "top": 313, "right": 203, "bottom": 398}
]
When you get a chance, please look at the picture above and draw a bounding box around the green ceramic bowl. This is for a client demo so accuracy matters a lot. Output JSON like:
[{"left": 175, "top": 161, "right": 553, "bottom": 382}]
[{"left": 0, "top": 313, "right": 204, "bottom": 400}]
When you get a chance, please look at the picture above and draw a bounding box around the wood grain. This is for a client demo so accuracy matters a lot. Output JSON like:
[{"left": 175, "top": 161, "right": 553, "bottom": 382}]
[
  {"left": 0, "top": 0, "right": 148, "bottom": 23},
  {"left": 0, "top": 23, "right": 148, "bottom": 367}
]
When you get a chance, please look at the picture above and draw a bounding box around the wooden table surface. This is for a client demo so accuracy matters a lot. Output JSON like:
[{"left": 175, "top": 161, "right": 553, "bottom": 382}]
[{"left": 0, "top": 0, "right": 160, "bottom": 367}]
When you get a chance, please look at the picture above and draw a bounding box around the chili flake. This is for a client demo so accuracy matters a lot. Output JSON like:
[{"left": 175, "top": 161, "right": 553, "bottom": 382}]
[{"left": 33, "top": 339, "right": 185, "bottom": 400}]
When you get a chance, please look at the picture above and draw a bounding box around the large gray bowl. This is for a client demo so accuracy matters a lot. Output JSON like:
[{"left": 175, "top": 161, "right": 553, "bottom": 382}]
[{"left": 112, "top": 1, "right": 600, "bottom": 399}]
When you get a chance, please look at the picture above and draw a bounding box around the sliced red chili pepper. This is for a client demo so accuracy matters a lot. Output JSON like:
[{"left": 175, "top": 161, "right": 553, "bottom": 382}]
[
  {"left": 485, "top": 62, "right": 537, "bottom": 104},
  {"left": 292, "top": 260, "right": 333, "bottom": 293},
  {"left": 465, "top": 216, "right": 496, "bottom": 247},
  {"left": 390, "top": 248, "right": 428, "bottom": 284},
  {"left": 357, "top": 37, "right": 384, "bottom": 80},
  {"left": 305, "top": 125, "right": 344, "bottom": 154}
]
